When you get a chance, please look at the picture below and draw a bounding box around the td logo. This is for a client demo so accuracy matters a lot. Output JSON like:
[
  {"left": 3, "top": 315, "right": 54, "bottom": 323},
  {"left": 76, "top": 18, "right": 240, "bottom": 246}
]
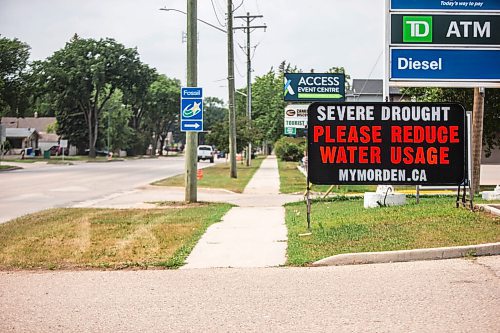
[{"left": 403, "top": 16, "right": 432, "bottom": 43}]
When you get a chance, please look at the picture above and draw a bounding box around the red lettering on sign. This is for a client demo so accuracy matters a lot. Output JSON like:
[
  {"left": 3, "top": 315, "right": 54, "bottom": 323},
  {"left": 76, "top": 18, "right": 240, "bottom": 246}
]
[{"left": 313, "top": 126, "right": 324, "bottom": 142}]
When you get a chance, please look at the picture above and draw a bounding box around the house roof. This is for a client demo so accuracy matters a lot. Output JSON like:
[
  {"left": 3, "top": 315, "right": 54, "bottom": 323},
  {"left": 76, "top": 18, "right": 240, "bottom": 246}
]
[
  {"left": 5, "top": 128, "right": 38, "bottom": 138},
  {"left": 350, "top": 79, "right": 402, "bottom": 96},
  {"left": 1, "top": 117, "right": 56, "bottom": 132},
  {"left": 38, "top": 132, "right": 59, "bottom": 142}
]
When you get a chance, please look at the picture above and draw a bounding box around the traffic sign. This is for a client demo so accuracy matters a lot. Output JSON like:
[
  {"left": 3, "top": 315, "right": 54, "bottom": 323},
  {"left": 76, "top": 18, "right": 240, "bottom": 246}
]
[
  {"left": 391, "top": 48, "right": 500, "bottom": 81},
  {"left": 180, "top": 87, "right": 203, "bottom": 132},
  {"left": 181, "top": 121, "right": 203, "bottom": 131},
  {"left": 284, "top": 73, "right": 345, "bottom": 102}
]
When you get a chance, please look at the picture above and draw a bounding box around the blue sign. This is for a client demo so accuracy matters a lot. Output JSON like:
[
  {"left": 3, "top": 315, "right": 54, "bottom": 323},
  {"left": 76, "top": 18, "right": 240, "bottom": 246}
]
[
  {"left": 181, "top": 98, "right": 203, "bottom": 120},
  {"left": 180, "top": 87, "right": 203, "bottom": 132},
  {"left": 284, "top": 73, "right": 345, "bottom": 102},
  {"left": 391, "top": 48, "right": 500, "bottom": 81},
  {"left": 391, "top": 0, "right": 500, "bottom": 11},
  {"left": 181, "top": 87, "right": 203, "bottom": 98},
  {"left": 181, "top": 120, "right": 203, "bottom": 131}
]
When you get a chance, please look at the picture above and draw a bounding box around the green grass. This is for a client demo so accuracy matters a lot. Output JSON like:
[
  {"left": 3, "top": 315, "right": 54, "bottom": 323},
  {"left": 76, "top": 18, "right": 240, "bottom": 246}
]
[
  {"left": 285, "top": 196, "right": 500, "bottom": 266},
  {"left": 0, "top": 158, "right": 40, "bottom": 163},
  {"left": 0, "top": 202, "right": 232, "bottom": 270},
  {"left": 153, "top": 157, "right": 265, "bottom": 193},
  {"left": 277, "top": 160, "right": 376, "bottom": 194},
  {"left": 0, "top": 165, "right": 16, "bottom": 170}
]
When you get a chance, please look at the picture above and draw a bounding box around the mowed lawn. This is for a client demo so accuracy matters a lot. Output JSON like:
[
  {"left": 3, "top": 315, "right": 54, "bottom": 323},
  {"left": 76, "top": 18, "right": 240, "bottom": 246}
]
[
  {"left": 153, "top": 157, "right": 264, "bottom": 193},
  {"left": 286, "top": 196, "right": 500, "bottom": 266},
  {"left": 277, "top": 160, "right": 377, "bottom": 194},
  {"left": 0, "top": 203, "right": 232, "bottom": 270}
]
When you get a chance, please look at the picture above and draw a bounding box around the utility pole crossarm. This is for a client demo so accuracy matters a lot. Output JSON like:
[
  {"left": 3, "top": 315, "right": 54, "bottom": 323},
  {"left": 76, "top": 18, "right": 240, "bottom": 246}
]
[{"left": 233, "top": 25, "right": 267, "bottom": 30}]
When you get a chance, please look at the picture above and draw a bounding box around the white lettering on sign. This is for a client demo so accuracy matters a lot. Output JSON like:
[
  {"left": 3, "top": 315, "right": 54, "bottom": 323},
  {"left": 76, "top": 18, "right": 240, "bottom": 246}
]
[
  {"left": 380, "top": 106, "right": 449, "bottom": 121},
  {"left": 446, "top": 21, "right": 490, "bottom": 38},
  {"left": 398, "top": 57, "right": 442, "bottom": 70},
  {"left": 316, "top": 105, "right": 375, "bottom": 121},
  {"left": 407, "top": 20, "right": 430, "bottom": 37},
  {"left": 298, "top": 76, "right": 340, "bottom": 86}
]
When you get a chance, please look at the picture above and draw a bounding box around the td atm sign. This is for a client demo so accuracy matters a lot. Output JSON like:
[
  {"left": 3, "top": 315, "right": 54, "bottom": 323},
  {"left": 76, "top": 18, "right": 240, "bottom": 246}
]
[
  {"left": 387, "top": 0, "right": 500, "bottom": 86},
  {"left": 392, "top": 14, "right": 500, "bottom": 45}
]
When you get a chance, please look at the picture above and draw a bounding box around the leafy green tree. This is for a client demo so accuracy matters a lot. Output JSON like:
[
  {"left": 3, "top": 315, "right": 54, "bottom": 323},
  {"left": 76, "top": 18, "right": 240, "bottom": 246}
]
[
  {"left": 100, "top": 89, "right": 133, "bottom": 152},
  {"left": 35, "top": 35, "right": 145, "bottom": 157},
  {"left": 143, "top": 75, "right": 181, "bottom": 155},
  {"left": 0, "top": 36, "right": 31, "bottom": 117},
  {"left": 327, "top": 66, "right": 351, "bottom": 90},
  {"left": 200, "top": 97, "right": 226, "bottom": 145}
]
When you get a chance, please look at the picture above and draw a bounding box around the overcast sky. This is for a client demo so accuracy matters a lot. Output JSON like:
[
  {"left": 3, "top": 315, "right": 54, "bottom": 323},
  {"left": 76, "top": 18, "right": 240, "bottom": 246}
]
[{"left": 0, "top": 0, "right": 384, "bottom": 101}]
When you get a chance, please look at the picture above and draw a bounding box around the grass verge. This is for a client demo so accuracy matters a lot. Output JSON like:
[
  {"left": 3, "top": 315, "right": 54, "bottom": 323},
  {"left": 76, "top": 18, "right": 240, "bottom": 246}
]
[
  {"left": 0, "top": 202, "right": 232, "bottom": 270},
  {"left": 153, "top": 157, "right": 265, "bottom": 193},
  {"left": 277, "top": 160, "right": 376, "bottom": 194},
  {"left": 285, "top": 196, "right": 500, "bottom": 266}
]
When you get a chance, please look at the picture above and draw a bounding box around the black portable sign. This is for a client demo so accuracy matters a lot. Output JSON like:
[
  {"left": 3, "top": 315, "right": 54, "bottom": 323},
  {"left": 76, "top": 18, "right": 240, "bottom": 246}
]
[{"left": 307, "top": 102, "right": 466, "bottom": 185}]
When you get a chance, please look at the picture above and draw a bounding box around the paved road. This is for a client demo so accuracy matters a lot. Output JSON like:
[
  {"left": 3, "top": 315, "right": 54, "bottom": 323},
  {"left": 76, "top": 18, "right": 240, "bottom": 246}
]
[
  {"left": 0, "top": 256, "right": 498, "bottom": 332},
  {"left": 0, "top": 157, "right": 216, "bottom": 224}
]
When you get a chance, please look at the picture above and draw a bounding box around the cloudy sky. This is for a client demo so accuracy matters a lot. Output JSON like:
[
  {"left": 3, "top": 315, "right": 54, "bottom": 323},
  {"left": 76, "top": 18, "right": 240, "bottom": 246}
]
[{"left": 0, "top": 0, "right": 385, "bottom": 101}]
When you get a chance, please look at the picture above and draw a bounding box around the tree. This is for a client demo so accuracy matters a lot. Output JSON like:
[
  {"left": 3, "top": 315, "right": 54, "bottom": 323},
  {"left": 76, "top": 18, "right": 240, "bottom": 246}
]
[
  {"left": 100, "top": 89, "right": 133, "bottom": 152},
  {"left": 0, "top": 36, "right": 31, "bottom": 117},
  {"left": 327, "top": 66, "right": 351, "bottom": 90},
  {"left": 36, "top": 35, "right": 145, "bottom": 157},
  {"left": 143, "top": 75, "right": 181, "bottom": 155}
]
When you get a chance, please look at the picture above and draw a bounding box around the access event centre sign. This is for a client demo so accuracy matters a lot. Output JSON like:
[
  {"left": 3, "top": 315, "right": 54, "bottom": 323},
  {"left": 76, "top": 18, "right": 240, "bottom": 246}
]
[
  {"left": 387, "top": 0, "right": 500, "bottom": 87},
  {"left": 307, "top": 102, "right": 466, "bottom": 185},
  {"left": 284, "top": 73, "right": 345, "bottom": 102}
]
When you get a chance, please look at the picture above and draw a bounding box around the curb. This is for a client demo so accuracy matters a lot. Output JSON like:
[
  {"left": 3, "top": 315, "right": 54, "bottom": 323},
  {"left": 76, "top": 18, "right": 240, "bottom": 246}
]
[
  {"left": 477, "top": 204, "right": 500, "bottom": 216},
  {"left": 312, "top": 242, "right": 500, "bottom": 266}
]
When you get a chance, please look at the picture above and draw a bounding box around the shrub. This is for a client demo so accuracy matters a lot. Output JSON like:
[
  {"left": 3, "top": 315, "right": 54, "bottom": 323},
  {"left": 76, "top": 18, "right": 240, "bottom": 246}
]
[{"left": 274, "top": 137, "right": 305, "bottom": 161}]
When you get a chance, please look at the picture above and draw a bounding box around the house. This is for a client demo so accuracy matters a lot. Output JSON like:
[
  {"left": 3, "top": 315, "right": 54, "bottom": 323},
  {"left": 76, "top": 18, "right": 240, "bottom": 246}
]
[
  {"left": 0, "top": 116, "right": 75, "bottom": 155},
  {"left": 4, "top": 128, "right": 39, "bottom": 155},
  {"left": 345, "top": 79, "right": 406, "bottom": 102}
]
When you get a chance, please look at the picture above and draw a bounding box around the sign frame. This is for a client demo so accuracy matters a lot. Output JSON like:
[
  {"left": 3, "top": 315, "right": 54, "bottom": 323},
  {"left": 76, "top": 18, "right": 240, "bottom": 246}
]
[
  {"left": 385, "top": 0, "right": 500, "bottom": 88},
  {"left": 284, "top": 73, "right": 346, "bottom": 102},
  {"left": 180, "top": 87, "right": 204, "bottom": 132},
  {"left": 307, "top": 102, "right": 467, "bottom": 186}
]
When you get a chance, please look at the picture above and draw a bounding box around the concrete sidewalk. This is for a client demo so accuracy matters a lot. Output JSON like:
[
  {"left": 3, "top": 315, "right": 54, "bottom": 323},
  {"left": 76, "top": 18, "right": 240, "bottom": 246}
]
[{"left": 182, "top": 156, "right": 289, "bottom": 268}]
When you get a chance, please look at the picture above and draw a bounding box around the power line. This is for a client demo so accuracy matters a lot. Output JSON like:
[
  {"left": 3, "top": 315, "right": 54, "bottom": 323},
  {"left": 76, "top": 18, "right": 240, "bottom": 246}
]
[
  {"left": 210, "top": 0, "right": 226, "bottom": 27},
  {"left": 358, "top": 50, "right": 383, "bottom": 95}
]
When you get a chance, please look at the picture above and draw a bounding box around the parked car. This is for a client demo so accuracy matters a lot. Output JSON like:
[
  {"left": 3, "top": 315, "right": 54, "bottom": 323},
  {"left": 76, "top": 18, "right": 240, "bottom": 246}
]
[
  {"left": 84, "top": 149, "right": 109, "bottom": 156},
  {"left": 49, "top": 145, "right": 68, "bottom": 156},
  {"left": 197, "top": 145, "right": 214, "bottom": 163}
]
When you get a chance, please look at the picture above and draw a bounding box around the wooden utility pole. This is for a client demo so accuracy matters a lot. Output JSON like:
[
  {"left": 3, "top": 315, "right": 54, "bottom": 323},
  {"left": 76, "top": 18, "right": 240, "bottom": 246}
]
[
  {"left": 471, "top": 87, "right": 485, "bottom": 194},
  {"left": 227, "top": 0, "right": 237, "bottom": 178},
  {"left": 185, "top": 0, "right": 198, "bottom": 202},
  {"left": 234, "top": 13, "right": 266, "bottom": 167}
]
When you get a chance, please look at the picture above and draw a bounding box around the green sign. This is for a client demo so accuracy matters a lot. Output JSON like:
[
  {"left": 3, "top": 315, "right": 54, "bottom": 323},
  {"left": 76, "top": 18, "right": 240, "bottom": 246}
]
[
  {"left": 284, "top": 127, "right": 296, "bottom": 135},
  {"left": 394, "top": 15, "right": 500, "bottom": 46},
  {"left": 403, "top": 16, "right": 433, "bottom": 43}
]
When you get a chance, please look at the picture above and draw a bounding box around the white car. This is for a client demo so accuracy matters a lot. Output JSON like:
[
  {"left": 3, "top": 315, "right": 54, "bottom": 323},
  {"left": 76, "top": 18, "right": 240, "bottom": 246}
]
[{"left": 197, "top": 145, "right": 214, "bottom": 163}]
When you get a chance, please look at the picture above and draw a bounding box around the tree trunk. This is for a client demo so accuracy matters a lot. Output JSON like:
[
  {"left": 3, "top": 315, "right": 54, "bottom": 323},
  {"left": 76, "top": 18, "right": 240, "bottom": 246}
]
[
  {"left": 472, "top": 87, "right": 485, "bottom": 194},
  {"left": 87, "top": 110, "right": 96, "bottom": 158}
]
